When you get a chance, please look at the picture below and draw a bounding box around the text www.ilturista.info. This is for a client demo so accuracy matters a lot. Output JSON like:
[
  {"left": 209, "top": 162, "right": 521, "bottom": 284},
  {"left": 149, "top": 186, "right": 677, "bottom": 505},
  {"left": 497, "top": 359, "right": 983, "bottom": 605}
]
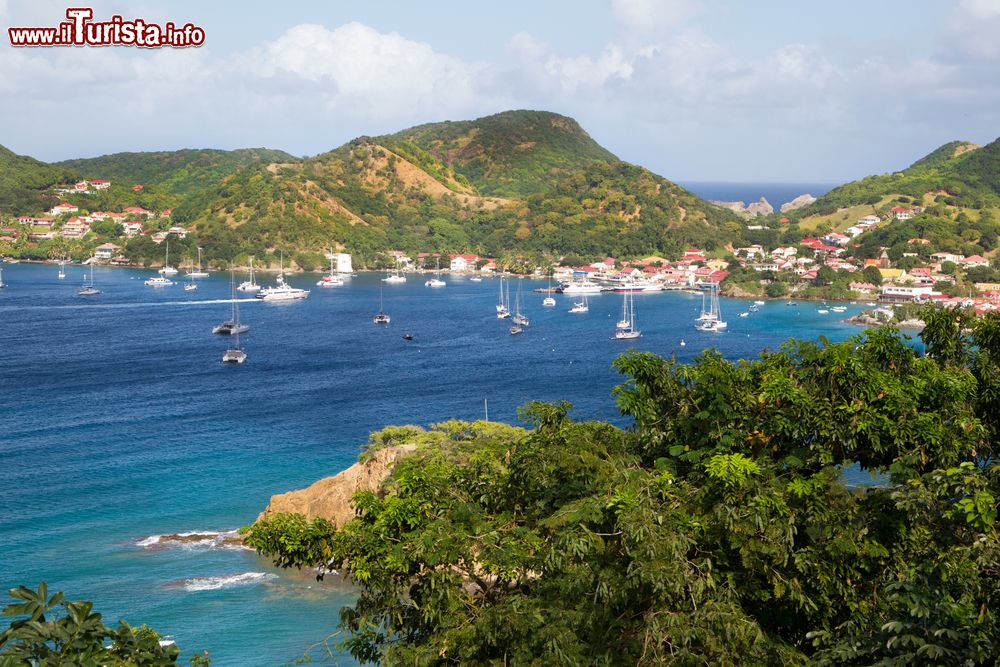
[{"left": 8, "top": 8, "right": 205, "bottom": 48}]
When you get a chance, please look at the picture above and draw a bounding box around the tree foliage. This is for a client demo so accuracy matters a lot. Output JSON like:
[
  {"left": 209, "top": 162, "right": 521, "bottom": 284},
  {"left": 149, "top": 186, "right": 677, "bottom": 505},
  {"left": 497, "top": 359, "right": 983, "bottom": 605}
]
[
  {"left": 0, "top": 583, "right": 210, "bottom": 666},
  {"left": 243, "top": 310, "right": 1000, "bottom": 665}
]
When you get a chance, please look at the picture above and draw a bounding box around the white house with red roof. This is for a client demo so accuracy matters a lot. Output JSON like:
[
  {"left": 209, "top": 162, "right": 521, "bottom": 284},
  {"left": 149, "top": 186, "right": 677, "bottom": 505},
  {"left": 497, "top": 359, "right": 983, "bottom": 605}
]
[
  {"left": 890, "top": 207, "right": 915, "bottom": 220},
  {"left": 960, "top": 255, "right": 989, "bottom": 268},
  {"left": 49, "top": 202, "right": 79, "bottom": 216},
  {"left": 449, "top": 253, "right": 479, "bottom": 272},
  {"left": 122, "top": 222, "right": 143, "bottom": 236},
  {"left": 94, "top": 243, "right": 120, "bottom": 260},
  {"left": 682, "top": 248, "right": 706, "bottom": 262},
  {"left": 858, "top": 214, "right": 881, "bottom": 226},
  {"left": 160, "top": 208, "right": 172, "bottom": 218},
  {"left": 123, "top": 206, "right": 151, "bottom": 218},
  {"left": 823, "top": 232, "right": 851, "bottom": 246},
  {"left": 89, "top": 179, "right": 110, "bottom": 190}
]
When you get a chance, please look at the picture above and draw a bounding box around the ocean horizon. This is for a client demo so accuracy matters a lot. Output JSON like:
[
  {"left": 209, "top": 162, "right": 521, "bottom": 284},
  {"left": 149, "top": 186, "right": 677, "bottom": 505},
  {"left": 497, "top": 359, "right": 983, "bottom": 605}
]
[{"left": 680, "top": 181, "right": 838, "bottom": 208}]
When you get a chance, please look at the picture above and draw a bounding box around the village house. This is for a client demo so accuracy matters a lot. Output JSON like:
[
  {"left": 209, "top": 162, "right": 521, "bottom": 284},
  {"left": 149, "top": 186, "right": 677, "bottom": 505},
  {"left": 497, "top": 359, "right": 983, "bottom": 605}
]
[
  {"left": 89, "top": 179, "right": 111, "bottom": 190},
  {"left": 908, "top": 238, "right": 931, "bottom": 245},
  {"left": 94, "top": 243, "right": 120, "bottom": 260},
  {"left": 823, "top": 232, "right": 851, "bottom": 246},
  {"left": 749, "top": 261, "right": 780, "bottom": 272},
  {"left": 735, "top": 245, "right": 765, "bottom": 260},
  {"left": 49, "top": 202, "right": 79, "bottom": 216},
  {"left": 449, "top": 253, "right": 479, "bottom": 272},
  {"left": 74, "top": 181, "right": 89, "bottom": 192},
  {"left": 28, "top": 231, "right": 55, "bottom": 241},
  {"left": 16, "top": 216, "right": 55, "bottom": 227},
  {"left": 880, "top": 283, "right": 937, "bottom": 302},
  {"left": 858, "top": 214, "right": 881, "bottom": 226},
  {"left": 121, "top": 222, "right": 143, "bottom": 237},
  {"left": 930, "top": 252, "right": 964, "bottom": 264},
  {"left": 150, "top": 231, "right": 169, "bottom": 243},
  {"left": 59, "top": 218, "right": 91, "bottom": 239},
  {"left": 771, "top": 246, "right": 797, "bottom": 259},
  {"left": 960, "top": 255, "right": 989, "bottom": 268},
  {"left": 124, "top": 206, "right": 152, "bottom": 218},
  {"left": 849, "top": 281, "right": 877, "bottom": 294},
  {"left": 890, "top": 207, "right": 915, "bottom": 220},
  {"left": 682, "top": 248, "right": 706, "bottom": 263},
  {"left": 845, "top": 225, "right": 865, "bottom": 237},
  {"left": 160, "top": 208, "right": 172, "bottom": 217},
  {"left": 167, "top": 226, "right": 188, "bottom": 239}
]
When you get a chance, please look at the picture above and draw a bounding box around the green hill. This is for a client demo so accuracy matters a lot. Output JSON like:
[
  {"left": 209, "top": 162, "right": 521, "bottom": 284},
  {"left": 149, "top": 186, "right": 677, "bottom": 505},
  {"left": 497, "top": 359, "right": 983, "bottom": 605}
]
[
  {"left": 0, "top": 145, "right": 79, "bottom": 214},
  {"left": 800, "top": 138, "right": 999, "bottom": 216},
  {"left": 376, "top": 110, "right": 620, "bottom": 197},
  {"left": 56, "top": 148, "right": 299, "bottom": 196},
  {"left": 171, "top": 111, "right": 741, "bottom": 267}
]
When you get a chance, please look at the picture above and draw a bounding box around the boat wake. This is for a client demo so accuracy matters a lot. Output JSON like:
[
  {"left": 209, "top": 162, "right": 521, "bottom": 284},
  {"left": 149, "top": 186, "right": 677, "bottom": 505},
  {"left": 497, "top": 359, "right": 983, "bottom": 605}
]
[
  {"left": 135, "top": 530, "right": 249, "bottom": 551},
  {"left": 164, "top": 572, "right": 278, "bottom": 592}
]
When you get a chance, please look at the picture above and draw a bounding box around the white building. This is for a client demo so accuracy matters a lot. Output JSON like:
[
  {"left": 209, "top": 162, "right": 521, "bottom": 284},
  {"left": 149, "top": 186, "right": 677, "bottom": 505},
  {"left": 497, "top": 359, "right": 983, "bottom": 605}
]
[{"left": 336, "top": 253, "right": 353, "bottom": 274}]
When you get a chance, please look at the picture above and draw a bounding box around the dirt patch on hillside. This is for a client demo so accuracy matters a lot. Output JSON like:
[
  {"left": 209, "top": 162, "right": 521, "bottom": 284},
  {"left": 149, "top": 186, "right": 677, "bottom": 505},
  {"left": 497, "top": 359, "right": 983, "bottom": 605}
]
[{"left": 953, "top": 143, "right": 981, "bottom": 159}]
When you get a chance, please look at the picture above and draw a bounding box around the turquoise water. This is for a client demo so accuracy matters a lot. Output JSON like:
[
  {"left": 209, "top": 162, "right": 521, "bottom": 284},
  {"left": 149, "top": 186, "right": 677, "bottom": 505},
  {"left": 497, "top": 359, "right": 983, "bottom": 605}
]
[{"left": 0, "top": 263, "right": 873, "bottom": 665}]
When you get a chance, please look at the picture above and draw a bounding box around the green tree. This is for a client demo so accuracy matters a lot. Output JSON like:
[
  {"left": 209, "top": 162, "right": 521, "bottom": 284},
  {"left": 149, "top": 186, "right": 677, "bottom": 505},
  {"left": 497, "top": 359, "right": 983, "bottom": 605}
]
[{"left": 862, "top": 265, "right": 883, "bottom": 285}]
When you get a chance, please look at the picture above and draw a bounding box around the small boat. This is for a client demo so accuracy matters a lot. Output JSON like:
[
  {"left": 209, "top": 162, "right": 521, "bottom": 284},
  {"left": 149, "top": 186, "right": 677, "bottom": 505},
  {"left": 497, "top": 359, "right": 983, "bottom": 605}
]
[
  {"left": 748, "top": 304, "right": 759, "bottom": 313},
  {"left": 817, "top": 309, "right": 829, "bottom": 314},
  {"left": 237, "top": 259, "right": 260, "bottom": 293},
  {"left": 424, "top": 258, "right": 446, "bottom": 287},
  {"left": 470, "top": 275, "right": 483, "bottom": 282},
  {"left": 0, "top": 266, "right": 5, "bottom": 289},
  {"left": 679, "top": 339, "right": 686, "bottom": 347},
  {"left": 569, "top": 294, "right": 589, "bottom": 313},
  {"left": 831, "top": 306, "right": 847, "bottom": 313},
  {"left": 57, "top": 261, "right": 66, "bottom": 279},
  {"left": 187, "top": 247, "right": 210, "bottom": 278},
  {"left": 402, "top": 333, "right": 413, "bottom": 341},
  {"left": 786, "top": 301, "right": 796, "bottom": 306},
  {"left": 221, "top": 276, "right": 248, "bottom": 363},
  {"left": 78, "top": 263, "right": 100, "bottom": 295},
  {"left": 256, "top": 252, "right": 309, "bottom": 301},
  {"left": 317, "top": 257, "right": 344, "bottom": 287},
  {"left": 496, "top": 277, "right": 510, "bottom": 318},
  {"left": 614, "top": 291, "right": 641, "bottom": 339},
  {"left": 184, "top": 275, "right": 198, "bottom": 291},
  {"left": 509, "top": 324, "right": 522, "bottom": 335},
  {"left": 159, "top": 241, "right": 178, "bottom": 276},
  {"left": 543, "top": 277, "right": 556, "bottom": 307},
  {"left": 512, "top": 282, "right": 529, "bottom": 326},
  {"left": 373, "top": 284, "right": 390, "bottom": 324},
  {"left": 383, "top": 260, "right": 407, "bottom": 284},
  {"left": 145, "top": 276, "right": 174, "bottom": 287},
  {"left": 739, "top": 312, "right": 749, "bottom": 318},
  {"left": 753, "top": 300, "right": 765, "bottom": 305}
]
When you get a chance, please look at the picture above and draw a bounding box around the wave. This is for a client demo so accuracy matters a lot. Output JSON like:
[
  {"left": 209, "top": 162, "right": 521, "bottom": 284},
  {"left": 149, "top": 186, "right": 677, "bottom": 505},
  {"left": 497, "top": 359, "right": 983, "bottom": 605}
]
[
  {"left": 135, "top": 529, "right": 250, "bottom": 551},
  {"left": 164, "top": 572, "right": 278, "bottom": 592}
]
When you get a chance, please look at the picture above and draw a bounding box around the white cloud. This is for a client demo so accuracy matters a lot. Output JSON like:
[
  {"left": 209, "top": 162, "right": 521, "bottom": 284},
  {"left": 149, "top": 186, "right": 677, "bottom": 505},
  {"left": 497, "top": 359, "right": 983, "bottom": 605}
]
[
  {"left": 610, "top": 0, "right": 694, "bottom": 35},
  {"left": 944, "top": 0, "right": 1000, "bottom": 59},
  {"left": 254, "top": 22, "right": 484, "bottom": 117}
]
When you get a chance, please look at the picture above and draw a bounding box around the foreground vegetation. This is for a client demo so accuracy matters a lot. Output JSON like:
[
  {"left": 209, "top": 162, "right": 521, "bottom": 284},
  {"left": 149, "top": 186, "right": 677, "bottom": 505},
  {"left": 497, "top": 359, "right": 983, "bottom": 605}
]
[
  {"left": 242, "top": 307, "right": 1000, "bottom": 665},
  {"left": 0, "top": 583, "right": 210, "bottom": 666}
]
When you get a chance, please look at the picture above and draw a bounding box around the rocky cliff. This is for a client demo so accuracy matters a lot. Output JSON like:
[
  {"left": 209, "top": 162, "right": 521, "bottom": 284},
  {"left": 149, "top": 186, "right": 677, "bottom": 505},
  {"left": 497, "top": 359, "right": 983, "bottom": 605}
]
[
  {"left": 256, "top": 445, "right": 415, "bottom": 527},
  {"left": 780, "top": 193, "right": 817, "bottom": 213},
  {"left": 710, "top": 196, "right": 773, "bottom": 218}
]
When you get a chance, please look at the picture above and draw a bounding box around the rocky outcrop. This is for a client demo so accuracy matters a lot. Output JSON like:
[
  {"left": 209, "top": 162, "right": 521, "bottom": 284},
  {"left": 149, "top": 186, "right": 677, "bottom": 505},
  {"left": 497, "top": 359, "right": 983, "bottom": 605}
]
[
  {"left": 780, "top": 194, "right": 816, "bottom": 213},
  {"left": 257, "top": 444, "right": 416, "bottom": 527},
  {"left": 710, "top": 197, "right": 773, "bottom": 218}
]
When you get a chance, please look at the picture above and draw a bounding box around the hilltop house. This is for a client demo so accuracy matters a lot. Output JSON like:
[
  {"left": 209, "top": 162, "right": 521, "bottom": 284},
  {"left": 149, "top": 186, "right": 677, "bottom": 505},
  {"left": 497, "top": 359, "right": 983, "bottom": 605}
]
[
  {"left": 50, "top": 202, "right": 79, "bottom": 216},
  {"left": 90, "top": 179, "right": 111, "bottom": 190},
  {"left": 858, "top": 214, "right": 881, "bottom": 226},
  {"left": 960, "top": 255, "right": 989, "bottom": 268},
  {"left": 890, "top": 207, "right": 915, "bottom": 220}
]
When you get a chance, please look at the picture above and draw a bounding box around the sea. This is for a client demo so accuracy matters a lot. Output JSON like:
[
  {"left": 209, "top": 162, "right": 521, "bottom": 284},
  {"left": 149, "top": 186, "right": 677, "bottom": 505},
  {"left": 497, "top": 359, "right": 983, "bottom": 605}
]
[
  {"left": 0, "top": 263, "right": 878, "bottom": 665},
  {"left": 680, "top": 181, "right": 838, "bottom": 208}
]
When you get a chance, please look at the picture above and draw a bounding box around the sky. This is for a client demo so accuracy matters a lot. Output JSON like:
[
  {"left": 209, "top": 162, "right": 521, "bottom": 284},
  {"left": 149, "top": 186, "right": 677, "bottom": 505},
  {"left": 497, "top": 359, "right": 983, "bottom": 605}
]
[{"left": 1, "top": 0, "right": 999, "bottom": 183}]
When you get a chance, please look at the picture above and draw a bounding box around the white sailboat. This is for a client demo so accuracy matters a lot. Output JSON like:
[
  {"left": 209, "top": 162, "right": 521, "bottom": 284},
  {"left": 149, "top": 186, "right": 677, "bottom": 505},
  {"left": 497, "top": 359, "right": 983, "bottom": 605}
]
[
  {"left": 512, "top": 281, "right": 529, "bottom": 326},
  {"left": 237, "top": 259, "right": 260, "bottom": 293},
  {"left": 215, "top": 273, "right": 250, "bottom": 334},
  {"left": 221, "top": 277, "right": 247, "bottom": 364},
  {"left": 543, "top": 276, "right": 556, "bottom": 307},
  {"left": 0, "top": 266, "right": 5, "bottom": 289},
  {"left": 569, "top": 294, "right": 589, "bottom": 313},
  {"left": 78, "top": 262, "right": 100, "bottom": 295},
  {"left": 317, "top": 257, "right": 344, "bottom": 287},
  {"left": 615, "top": 291, "right": 641, "bottom": 339},
  {"left": 496, "top": 277, "right": 510, "bottom": 318},
  {"left": 57, "top": 261, "right": 66, "bottom": 279},
  {"left": 424, "top": 258, "right": 446, "bottom": 287},
  {"left": 373, "top": 283, "right": 390, "bottom": 324},
  {"left": 383, "top": 258, "right": 407, "bottom": 284},
  {"left": 187, "top": 247, "right": 210, "bottom": 278},
  {"left": 256, "top": 252, "right": 310, "bottom": 301},
  {"left": 158, "top": 241, "right": 178, "bottom": 276},
  {"left": 695, "top": 283, "right": 727, "bottom": 332},
  {"left": 184, "top": 275, "right": 198, "bottom": 291}
]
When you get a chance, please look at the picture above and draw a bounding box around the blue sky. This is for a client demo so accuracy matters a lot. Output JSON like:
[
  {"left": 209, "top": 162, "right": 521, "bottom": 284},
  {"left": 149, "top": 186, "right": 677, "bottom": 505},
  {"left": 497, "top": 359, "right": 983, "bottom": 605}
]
[{"left": 1, "top": 0, "right": 998, "bottom": 183}]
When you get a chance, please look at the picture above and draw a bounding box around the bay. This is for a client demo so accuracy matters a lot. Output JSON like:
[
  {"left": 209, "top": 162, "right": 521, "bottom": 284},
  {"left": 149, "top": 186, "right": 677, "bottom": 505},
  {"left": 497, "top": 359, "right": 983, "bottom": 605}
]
[{"left": 0, "top": 263, "right": 879, "bottom": 665}]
